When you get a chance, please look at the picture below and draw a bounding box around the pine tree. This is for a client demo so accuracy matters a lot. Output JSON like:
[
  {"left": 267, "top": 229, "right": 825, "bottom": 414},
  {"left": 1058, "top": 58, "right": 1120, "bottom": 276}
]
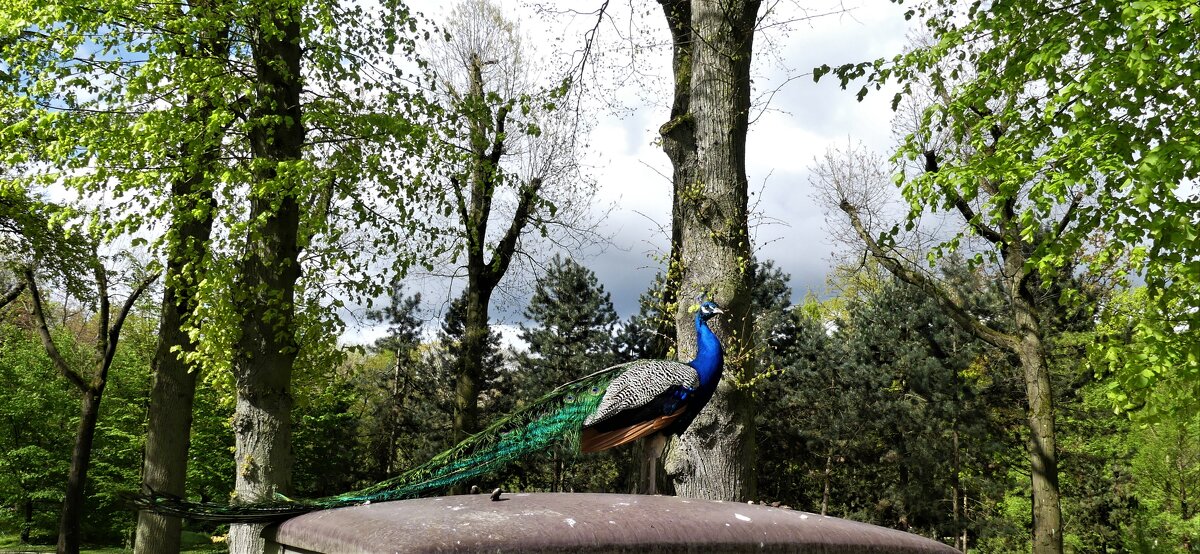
[
  {"left": 514, "top": 255, "right": 622, "bottom": 492},
  {"left": 519, "top": 255, "right": 619, "bottom": 392},
  {"left": 363, "top": 284, "right": 426, "bottom": 478}
]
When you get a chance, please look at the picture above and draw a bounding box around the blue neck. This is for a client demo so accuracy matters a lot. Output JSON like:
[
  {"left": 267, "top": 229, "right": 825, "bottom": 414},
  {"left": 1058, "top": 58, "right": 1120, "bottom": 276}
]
[{"left": 687, "top": 312, "right": 724, "bottom": 390}]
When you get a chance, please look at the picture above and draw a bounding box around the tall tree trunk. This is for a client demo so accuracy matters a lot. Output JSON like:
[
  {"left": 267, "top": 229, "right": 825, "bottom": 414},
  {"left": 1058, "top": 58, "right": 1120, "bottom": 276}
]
[
  {"left": 450, "top": 54, "right": 498, "bottom": 452},
  {"left": 135, "top": 34, "right": 221, "bottom": 554},
  {"left": 135, "top": 252, "right": 205, "bottom": 553},
  {"left": 660, "top": 0, "right": 759, "bottom": 502},
  {"left": 228, "top": 3, "right": 304, "bottom": 552},
  {"left": 821, "top": 446, "right": 833, "bottom": 516},
  {"left": 57, "top": 390, "right": 102, "bottom": 554},
  {"left": 638, "top": 0, "right": 693, "bottom": 495},
  {"left": 1006, "top": 242, "right": 1061, "bottom": 554},
  {"left": 1015, "top": 324, "right": 1061, "bottom": 554},
  {"left": 21, "top": 497, "right": 32, "bottom": 543},
  {"left": 454, "top": 284, "right": 491, "bottom": 444},
  {"left": 840, "top": 115, "right": 1064, "bottom": 553},
  {"left": 449, "top": 53, "right": 541, "bottom": 454}
]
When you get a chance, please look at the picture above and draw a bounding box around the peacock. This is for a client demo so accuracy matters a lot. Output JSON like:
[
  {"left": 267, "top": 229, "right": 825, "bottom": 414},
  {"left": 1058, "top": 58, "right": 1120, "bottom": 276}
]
[{"left": 131, "top": 300, "right": 725, "bottom": 522}]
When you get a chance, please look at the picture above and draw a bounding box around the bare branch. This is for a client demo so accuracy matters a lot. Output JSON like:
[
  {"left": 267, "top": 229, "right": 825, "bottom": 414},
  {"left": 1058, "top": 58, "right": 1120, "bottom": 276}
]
[
  {"left": 0, "top": 281, "right": 25, "bottom": 310},
  {"left": 101, "top": 271, "right": 159, "bottom": 384},
  {"left": 839, "top": 200, "right": 1017, "bottom": 350},
  {"left": 23, "top": 269, "right": 90, "bottom": 393},
  {"left": 1054, "top": 191, "right": 1084, "bottom": 240},
  {"left": 487, "top": 177, "right": 544, "bottom": 285}
]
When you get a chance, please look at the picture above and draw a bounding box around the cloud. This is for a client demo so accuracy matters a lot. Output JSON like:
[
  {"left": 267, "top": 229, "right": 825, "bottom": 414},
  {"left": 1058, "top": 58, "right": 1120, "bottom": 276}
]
[{"left": 340, "top": 0, "right": 913, "bottom": 339}]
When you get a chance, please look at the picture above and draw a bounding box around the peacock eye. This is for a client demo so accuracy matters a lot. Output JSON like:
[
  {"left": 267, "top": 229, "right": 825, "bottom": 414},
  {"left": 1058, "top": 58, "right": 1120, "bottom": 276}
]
[
  {"left": 565, "top": 394, "right": 576, "bottom": 403},
  {"left": 590, "top": 386, "right": 600, "bottom": 394}
]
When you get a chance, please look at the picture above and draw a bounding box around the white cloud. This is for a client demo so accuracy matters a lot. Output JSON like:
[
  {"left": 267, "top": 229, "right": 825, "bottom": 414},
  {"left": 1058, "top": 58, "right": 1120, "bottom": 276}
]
[{"left": 346, "top": 0, "right": 913, "bottom": 329}]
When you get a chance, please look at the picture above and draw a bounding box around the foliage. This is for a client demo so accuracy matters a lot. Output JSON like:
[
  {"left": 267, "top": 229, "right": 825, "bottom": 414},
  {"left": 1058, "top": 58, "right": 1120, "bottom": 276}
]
[
  {"left": 821, "top": 0, "right": 1200, "bottom": 415},
  {"left": 0, "top": 297, "right": 157, "bottom": 546},
  {"left": 0, "top": 0, "right": 444, "bottom": 385},
  {"left": 0, "top": 323, "right": 73, "bottom": 544},
  {"left": 519, "top": 255, "right": 620, "bottom": 391},
  {"left": 291, "top": 372, "right": 362, "bottom": 498},
  {"left": 757, "top": 260, "right": 1024, "bottom": 546}
]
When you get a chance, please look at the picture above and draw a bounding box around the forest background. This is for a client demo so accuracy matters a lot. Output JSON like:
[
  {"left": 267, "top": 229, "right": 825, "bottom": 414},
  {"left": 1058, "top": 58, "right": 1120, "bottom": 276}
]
[{"left": 1, "top": 0, "right": 1198, "bottom": 553}]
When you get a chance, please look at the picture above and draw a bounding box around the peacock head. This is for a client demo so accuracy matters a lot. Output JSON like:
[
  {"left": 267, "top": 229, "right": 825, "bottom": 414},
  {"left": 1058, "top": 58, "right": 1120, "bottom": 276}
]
[{"left": 691, "top": 299, "right": 724, "bottom": 321}]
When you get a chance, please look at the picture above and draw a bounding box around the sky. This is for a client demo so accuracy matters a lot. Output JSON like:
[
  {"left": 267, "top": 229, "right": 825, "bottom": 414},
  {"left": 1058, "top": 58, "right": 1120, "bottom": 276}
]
[{"left": 344, "top": 0, "right": 914, "bottom": 346}]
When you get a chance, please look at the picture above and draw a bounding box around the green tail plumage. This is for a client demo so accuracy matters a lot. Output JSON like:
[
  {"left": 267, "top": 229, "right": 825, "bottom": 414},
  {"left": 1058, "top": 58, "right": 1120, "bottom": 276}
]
[{"left": 130, "top": 363, "right": 624, "bottom": 523}]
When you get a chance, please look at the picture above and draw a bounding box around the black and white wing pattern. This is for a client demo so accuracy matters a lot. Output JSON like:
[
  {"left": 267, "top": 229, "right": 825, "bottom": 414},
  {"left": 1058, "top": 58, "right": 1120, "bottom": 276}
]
[{"left": 583, "top": 360, "right": 699, "bottom": 427}]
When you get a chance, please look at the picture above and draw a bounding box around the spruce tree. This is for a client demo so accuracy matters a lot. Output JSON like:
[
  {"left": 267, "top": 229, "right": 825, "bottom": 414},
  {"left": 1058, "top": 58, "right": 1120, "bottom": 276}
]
[
  {"left": 363, "top": 285, "right": 427, "bottom": 478},
  {"left": 514, "top": 255, "right": 622, "bottom": 492},
  {"left": 519, "top": 255, "right": 619, "bottom": 392}
]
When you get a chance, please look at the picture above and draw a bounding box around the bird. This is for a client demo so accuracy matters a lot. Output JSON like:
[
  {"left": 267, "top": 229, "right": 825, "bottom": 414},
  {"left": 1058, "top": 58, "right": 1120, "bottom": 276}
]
[{"left": 130, "top": 300, "right": 725, "bottom": 522}]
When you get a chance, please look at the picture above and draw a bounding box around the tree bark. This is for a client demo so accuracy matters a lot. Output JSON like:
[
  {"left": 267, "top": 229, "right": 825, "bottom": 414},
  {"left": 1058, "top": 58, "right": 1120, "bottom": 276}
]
[
  {"left": 21, "top": 497, "right": 32, "bottom": 544},
  {"left": 135, "top": 229, "right": 208, "bottom": 553},
  {"left": 228, "top": 4, "right": 304, "bottom": 552},
  {"left": 453, "top": 284, "right": 491, "bottom": 443},
  {"left": 1014, "top": 301, "right": 1061, "bottom": 554},
  {"left": 659, "top": 0, "right": 759, "bottom": 502},
  {"left": 1004, "top": 232, "right": 1062, "bottom": 554},
  {"left": 134, "top": 185, "right": 213, "bottom": 554},
  {"left": 0, "top": 281, "right": 24, "bottom": 310}
]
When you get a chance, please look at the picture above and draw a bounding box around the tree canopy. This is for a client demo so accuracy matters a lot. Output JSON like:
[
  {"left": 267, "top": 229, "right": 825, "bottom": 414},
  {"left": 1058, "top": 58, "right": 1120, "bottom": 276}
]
[{"left": 820, "top": 0, "right": 1200, "bottom": 417}]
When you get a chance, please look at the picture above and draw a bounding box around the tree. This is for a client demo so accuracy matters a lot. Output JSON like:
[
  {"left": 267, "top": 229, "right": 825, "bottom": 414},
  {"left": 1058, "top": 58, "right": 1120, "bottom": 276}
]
[
  {"left": 819, "top": 128, "right": 1078, "bottom": 550},
  {"left": 436, "top": 292, "right": 509, "bottom": 428},
  {"left": 519, "top": 255, "right": 619, "bottom": 391},
  {"left": 820, "top": 0, "right": 1200, "bottom": 527},
  {"left": 3, "top": 183, "right": 156, "bottom": 554},
  {"left": 221, "top": 4, "right": 309, "bottom": 551},
  {"left": 616, "top": 271, "right": 676, "bottom": 363},
  {"left": 420, "top": 0, "right": 595, "bottom": 445},
  {"left": 364, "top": 284, "right": 426, "bottom": 477},
  {"left": 1128, "top": 412, "right": 1200, "bottom": 550},
  {"left": 13, "top": 237, "right": 154, "bottom": 553},
  {"left": 516, "top": 255, "right": 621, "bottom": 492},
  {"left": 135, "top": 4, "right": 227, "bottom": 550},
  {"left": 0, "top": 321, "right": 74, "bottom": 544},
  {"left": 657, "top": 0, "right": 760, "bottom": 501},
  {"left": 3, "top": 1, "right": 440, "bottom": 551},
  {"left": 0, "top": 289, "right": 160, "bottom": 548}
]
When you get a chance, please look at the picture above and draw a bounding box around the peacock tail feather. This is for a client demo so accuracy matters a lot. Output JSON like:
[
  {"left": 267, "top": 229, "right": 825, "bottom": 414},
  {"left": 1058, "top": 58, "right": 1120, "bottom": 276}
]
[{"left": 130, "top": 362, "right": 630, "bottom": 523}]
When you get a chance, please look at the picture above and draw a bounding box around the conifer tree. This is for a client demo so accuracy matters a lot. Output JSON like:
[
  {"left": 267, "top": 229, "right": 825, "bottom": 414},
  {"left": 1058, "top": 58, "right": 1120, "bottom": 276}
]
[
  {"left": 519, "top": 256, "right": 619, "bottom": 392},
  {"left": 515, "top": 255, "right": 621, "bottom": 492},
  {"left": 365, "top": 285, "right": 425, "bottom": 477}
]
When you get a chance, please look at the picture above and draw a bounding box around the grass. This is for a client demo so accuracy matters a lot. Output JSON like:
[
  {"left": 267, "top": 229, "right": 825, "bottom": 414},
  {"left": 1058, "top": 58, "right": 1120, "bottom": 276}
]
[{"left": 0, "top": 531, "right": 225, "bottom": 553}]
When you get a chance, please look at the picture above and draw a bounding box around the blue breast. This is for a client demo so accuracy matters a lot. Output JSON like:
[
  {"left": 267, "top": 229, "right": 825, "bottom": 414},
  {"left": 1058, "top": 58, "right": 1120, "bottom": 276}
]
[{"left": 686, "top": 312, "right": 724, "bottom": 391}]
